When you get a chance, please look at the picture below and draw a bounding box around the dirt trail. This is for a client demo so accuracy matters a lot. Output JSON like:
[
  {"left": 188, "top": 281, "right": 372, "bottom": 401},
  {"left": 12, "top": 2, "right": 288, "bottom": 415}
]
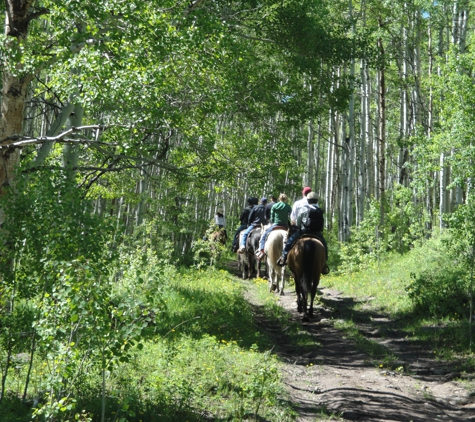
[{"left": 234, "top": 262, "right": 475, "bottom": 421}]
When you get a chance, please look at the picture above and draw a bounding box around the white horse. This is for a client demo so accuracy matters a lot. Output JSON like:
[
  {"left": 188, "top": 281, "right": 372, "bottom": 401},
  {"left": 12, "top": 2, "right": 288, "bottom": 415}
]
[{"left": 263, "top": 227, "right": 287, "bottom": 295}]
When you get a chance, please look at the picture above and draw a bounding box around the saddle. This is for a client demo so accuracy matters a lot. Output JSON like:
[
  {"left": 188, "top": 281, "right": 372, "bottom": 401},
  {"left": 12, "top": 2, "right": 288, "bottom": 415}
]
[
  {"left": 300, "top": 233, "right": 323, "bottom": 241},
  {"left": 271, "top": 225, "right": 288, "bottom": 232},
  {"left": 289, "top": 232, "right": 323, "bottom": 252}
]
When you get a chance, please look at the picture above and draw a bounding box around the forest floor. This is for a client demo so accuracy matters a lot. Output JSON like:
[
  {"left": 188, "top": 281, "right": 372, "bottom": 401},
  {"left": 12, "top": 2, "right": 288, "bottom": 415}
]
[{"left": 228, "top": 262, "right": 475, "bottom": 421}]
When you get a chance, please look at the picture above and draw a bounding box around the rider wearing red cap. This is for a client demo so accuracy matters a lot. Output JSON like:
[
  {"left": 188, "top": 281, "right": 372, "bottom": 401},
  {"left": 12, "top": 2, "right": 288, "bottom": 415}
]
[
  {"left": 290, "top": 187, "right": 312, "bottom": 225},
  {"left": 278, "top": 191, "right": 329, "bottom": 274}
]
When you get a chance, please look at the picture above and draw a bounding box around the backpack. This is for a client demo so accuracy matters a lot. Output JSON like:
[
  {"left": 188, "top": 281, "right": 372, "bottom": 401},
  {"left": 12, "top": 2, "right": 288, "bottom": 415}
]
[{"left": 303, "top": 206, "right": 324, "bottom": 232}]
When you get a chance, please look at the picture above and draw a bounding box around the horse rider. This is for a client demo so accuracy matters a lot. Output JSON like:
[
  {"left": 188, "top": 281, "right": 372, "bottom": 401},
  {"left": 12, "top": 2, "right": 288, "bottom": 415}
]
[
  {"left": 238, "top": 197, "right": 268, "bottom": 253},
  {"left": 265, "top": 195, "right": 277, "bottom": 221},
  {"left": 256, "top": 193, "right": 291, "bottom": 260},
  {"left": 214, "top": 208, "right": 227, "bottom": 238},
  {"left": 231, "top": 197, "right": 256, "bottom": 252},
  {"left": 215, "top": 208, "right": 226, "bottom": 228},
  {"left": 290, "top": 186, "right": 312, "bottom": 225},
  {"left": 277, "top": 192, "right": 329, "bottom": 274}
]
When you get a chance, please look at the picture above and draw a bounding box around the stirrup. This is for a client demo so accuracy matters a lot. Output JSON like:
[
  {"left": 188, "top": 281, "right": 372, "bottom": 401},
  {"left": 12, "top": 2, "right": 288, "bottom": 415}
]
[
  {"left": 322, "top": 264, "right": 330, "bottom": 275},
  {"left": 255, "top": 250, "right": 265, "bottom": 260},
  {"left": 276, "top": 256, "right": 287, "bottom": 267}
]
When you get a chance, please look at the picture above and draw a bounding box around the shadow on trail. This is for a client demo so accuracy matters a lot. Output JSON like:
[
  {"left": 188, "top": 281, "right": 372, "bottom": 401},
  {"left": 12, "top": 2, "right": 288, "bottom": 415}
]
[
  {"left": 237, "top": 269, "right": 475, "bottom": 422},
  {"left": 295, "top": 386, "right": 472, "bottom": 422}
]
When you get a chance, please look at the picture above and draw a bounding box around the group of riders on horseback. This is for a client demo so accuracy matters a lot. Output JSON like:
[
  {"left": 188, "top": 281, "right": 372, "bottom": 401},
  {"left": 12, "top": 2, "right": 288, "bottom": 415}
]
[{"left": 229, "top": 187, "right": 330, "bottom": 275}]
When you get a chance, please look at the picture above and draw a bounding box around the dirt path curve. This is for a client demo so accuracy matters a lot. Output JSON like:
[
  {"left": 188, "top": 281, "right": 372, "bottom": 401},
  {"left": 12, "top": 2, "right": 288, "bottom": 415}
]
[{"left": 235, "top": 264, "right": 475, "bottom": 421}]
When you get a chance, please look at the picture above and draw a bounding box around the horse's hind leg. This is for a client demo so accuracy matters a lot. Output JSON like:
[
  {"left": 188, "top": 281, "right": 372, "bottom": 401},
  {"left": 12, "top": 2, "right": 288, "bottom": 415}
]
[
  {"left": 302, "top": 301, "right": 310, "bottom": 321},
  {"left": 269, "top": 267, "right": 276, "bottom": 292},
  {"left": 308, "top": 277, "right": 320, "bottom": 317},
  {"left": 278, "top": 267, "right": 285, "bottom": 296},
  {"left": 292, "top": 273, "right": 302, "bottom": 312},
  {"left": 301, "top": 285, "right": 309, "bottom": 321}
]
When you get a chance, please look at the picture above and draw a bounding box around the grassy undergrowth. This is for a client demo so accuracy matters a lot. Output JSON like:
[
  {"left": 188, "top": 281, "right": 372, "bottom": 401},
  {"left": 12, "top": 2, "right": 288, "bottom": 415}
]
[
  {"left": 322, "top": 234, "right": 475, "bottom": 363},
  {"left": 1, "top": 259, "right": 296, "bottom": 422}
]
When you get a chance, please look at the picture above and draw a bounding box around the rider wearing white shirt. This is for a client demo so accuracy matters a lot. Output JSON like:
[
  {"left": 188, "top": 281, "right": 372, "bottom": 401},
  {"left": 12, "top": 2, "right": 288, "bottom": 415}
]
[
  {"left": 277, "top": 191, "right": 329, "bottom": 274},
  {"left": 214, "top": 209, "right": 226, "bottom": 228},
  {"left": 290, "top": 186, "right": 312, "bottom": 224}
]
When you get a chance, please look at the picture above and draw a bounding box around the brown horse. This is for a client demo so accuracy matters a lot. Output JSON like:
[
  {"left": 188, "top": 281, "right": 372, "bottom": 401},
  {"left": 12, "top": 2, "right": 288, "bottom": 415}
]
[
  {"left": 210, "top": 229, "right": 227, "bottom": 245},
  {"left": 209, "top": 228, "right": 227, "bottom": 266},
  {"left": 287, "top": 236, "right": 326, "bottom": 321}
]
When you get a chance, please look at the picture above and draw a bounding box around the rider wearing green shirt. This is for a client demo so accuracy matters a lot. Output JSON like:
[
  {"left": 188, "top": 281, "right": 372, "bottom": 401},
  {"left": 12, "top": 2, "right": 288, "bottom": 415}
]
[{"left": 256, "top": 194, "right": 292, "bottom": 260}]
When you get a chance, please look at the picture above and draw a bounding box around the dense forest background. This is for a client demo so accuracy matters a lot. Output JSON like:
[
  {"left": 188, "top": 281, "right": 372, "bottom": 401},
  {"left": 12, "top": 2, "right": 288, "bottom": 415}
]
[
  {"left": 1, "top": 0, "right": 475, "bottom": 420},
  {"left": 2, "top": 0, "right": 475, "bottom": 251}
]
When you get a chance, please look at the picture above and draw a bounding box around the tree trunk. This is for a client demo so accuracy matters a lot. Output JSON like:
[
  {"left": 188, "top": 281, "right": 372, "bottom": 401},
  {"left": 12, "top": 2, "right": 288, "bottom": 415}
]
[
  {"left": 307, "top": 119, "right": 314, "bottom": 189},
  {"left": 33, "top": 103, "right": 76, "bottom": 167},
  {"left": 0, "top": 0, "right": 37, "bottom": 220},
  {"left": 378, "top": 26, "right": 386, "bottom": 229}
]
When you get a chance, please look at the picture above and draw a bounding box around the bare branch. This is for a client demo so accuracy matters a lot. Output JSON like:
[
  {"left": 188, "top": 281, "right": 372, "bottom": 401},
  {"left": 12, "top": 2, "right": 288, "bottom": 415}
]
[{"left": 0, "top": 125, "right": 110, "bottom": 148}]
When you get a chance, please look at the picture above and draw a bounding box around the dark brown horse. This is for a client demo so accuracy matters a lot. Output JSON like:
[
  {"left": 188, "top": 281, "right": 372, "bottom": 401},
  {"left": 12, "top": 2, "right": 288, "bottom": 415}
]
[
  {"left": 237, "top": 227, "right": 263, "bottom": 279},
  {"left": 287, "top": 236, "right": 326, "bottom": 321}
]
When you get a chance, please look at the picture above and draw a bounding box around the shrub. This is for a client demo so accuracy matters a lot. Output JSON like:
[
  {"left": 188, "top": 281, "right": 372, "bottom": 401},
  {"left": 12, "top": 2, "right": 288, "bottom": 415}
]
[{"left": 406, "top": 267, "right": 470, "bottom": 318}]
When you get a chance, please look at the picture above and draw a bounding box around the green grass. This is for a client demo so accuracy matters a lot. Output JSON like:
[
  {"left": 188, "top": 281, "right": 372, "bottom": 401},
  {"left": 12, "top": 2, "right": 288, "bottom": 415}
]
[
  {"left": 321, "top": 235, "right": 475, "bottom": 363},
  {"left": 322, "top": 253, "right": 415, "bottom": 316},
  {"left": 1, "top": 263, "right": 296, "bottom": 422}
]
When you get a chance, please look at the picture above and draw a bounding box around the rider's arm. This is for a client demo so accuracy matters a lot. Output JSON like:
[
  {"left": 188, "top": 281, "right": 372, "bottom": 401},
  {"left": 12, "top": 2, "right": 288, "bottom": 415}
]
[
  {"left": 247, "top": 208, "right": 255, "bottom": 225},
  {"left": 290, "top": 202, "right": 298, "bottom": 225},
  {"left": 296, "top": 206, "right": 306, "bottom": 229}
]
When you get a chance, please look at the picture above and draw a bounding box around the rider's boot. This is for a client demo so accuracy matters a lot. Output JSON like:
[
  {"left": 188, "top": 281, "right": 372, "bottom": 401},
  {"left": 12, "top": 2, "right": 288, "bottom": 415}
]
[{"left": 276, "top": 251, "right": 287, "bottom": 267}]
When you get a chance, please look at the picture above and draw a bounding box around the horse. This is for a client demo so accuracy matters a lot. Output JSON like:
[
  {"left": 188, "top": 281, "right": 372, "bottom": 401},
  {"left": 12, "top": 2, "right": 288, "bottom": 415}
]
[
  {"left": 210, "top": 228, "right": 227, "bottom": 245},
  {"left": 209, "top": 228, "right": 227, "bottom": 266},
  {"left": 263, "top": 227, "right": 287, "bottom": 294},
  {"left": 237, "top": 227, "right": 263, "bottom": 279},
  {"left": 287, "top": 236, "right": 326, "bottom": 322}
]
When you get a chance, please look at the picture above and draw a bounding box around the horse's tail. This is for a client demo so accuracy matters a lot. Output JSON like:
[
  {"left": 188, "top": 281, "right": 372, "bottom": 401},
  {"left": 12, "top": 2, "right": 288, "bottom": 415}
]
[{"left": 300, "top": 240, "right": 317, "bottom": 295}]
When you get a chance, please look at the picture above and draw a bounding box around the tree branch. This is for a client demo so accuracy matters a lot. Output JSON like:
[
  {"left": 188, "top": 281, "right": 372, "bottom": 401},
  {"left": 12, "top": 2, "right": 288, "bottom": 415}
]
[{"left": 0, "top": 125, "right": 111, "bottom": 148}]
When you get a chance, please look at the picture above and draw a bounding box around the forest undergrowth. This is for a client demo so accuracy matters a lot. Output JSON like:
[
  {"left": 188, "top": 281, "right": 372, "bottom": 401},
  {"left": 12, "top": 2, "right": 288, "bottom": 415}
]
[
  {"left": 326, "top": 232, "right": 475, "bottom": 365},
  {"left": 2, "top": 175, "right": 475, "bottom": 421},
  {"left": 0, "top": 253, "right": 297, "bottom": 422}
]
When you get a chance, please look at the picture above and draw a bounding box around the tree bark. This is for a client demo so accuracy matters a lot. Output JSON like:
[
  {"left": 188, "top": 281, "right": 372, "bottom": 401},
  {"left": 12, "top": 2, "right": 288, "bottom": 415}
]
[
  {"left": 378, "top": 24, "right": 386, "bottom": 229},
  {"left": 0, "top": 0, "right": 37, "bottom": 221}
]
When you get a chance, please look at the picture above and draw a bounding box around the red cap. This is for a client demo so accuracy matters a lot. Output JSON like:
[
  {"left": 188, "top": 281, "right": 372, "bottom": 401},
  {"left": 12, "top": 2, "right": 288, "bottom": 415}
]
[{"left": 302, "top": 187, "right": 312, "bottom": 195}]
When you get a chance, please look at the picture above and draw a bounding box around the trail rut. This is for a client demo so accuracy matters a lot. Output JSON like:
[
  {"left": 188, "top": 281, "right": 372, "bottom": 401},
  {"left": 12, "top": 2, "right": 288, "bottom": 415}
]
[{"left": 240, "top": 269, "right": 475, "bottom": 421}]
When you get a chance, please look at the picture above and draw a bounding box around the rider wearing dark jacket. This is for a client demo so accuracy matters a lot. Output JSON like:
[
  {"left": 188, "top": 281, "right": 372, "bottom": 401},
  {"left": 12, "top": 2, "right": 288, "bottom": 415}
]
[
  {"left": 238, "top": 197, "right": 268, "bottom": 252},
  {"left": 277, "top": 192, "right": 329, "bottom": 274},
  {"left": 248, "top": 198, "right": 268, "bottom": 226},
  {"left": 231, "top": 198, "right": 256, "bottom": 252}
]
